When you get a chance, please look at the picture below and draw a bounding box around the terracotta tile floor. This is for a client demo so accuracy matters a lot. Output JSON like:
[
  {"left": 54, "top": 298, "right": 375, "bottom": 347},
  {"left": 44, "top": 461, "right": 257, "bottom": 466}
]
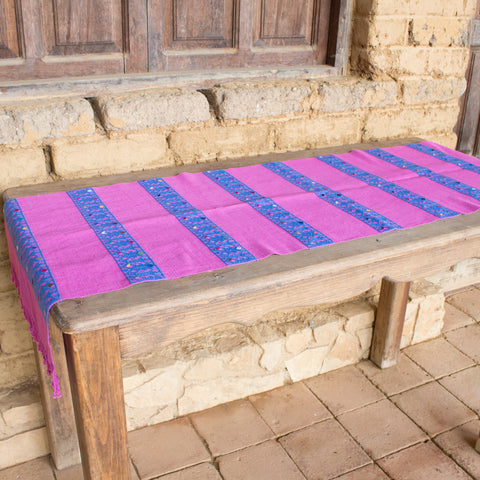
[{"left": 3, "top": 287, "right": 480, "bottom": 480}]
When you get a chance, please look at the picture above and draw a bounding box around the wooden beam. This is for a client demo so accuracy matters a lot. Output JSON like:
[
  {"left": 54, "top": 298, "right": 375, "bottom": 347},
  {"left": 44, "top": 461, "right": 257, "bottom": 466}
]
[
  {"left": 370, "top": 278, "right": 410, "bottom": 368},
  {"left": 34, "top": 321, "right": 80, "bottom": 470},
  {"left": 63, "top": 327, "right": 130, "bottom": 480}
]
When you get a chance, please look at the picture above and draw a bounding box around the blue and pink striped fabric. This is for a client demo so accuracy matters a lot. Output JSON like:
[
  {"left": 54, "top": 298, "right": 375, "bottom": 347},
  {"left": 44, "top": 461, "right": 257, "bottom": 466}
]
[{"left": 4, "top": 140, "right": 480, "bottom": 396}]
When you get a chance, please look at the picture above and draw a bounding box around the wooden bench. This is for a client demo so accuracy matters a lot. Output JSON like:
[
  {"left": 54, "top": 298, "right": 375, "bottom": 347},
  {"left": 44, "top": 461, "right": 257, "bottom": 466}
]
[{"left": 6, "top": 138, "right": 480, "bottom": 479}]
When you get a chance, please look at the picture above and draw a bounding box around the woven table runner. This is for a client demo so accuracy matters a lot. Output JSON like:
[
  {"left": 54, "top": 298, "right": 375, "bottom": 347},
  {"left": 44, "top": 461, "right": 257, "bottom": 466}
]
[{"left": 5, "top": 141, "right": 480, "bottom": 396}]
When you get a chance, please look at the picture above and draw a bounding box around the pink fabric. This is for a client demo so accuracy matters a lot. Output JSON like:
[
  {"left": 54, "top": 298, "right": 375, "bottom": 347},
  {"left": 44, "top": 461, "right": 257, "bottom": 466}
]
[{"left": 5, "top": 142, "right": 480, "bottom": 396}]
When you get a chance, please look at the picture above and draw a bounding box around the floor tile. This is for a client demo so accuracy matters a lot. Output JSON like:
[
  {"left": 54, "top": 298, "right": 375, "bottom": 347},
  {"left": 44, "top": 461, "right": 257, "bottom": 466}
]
[
  {"left": 305, "top": 365, "right": 384, "bottom": 415},
  {"left": 443, "top": 303, "right": 475, "bottom": 332},
  {"left": 53, "top": 461, "right": 139, "bottom": 480},
  {"left": 155, "top": 463, "right": 222, "bottom": 480},
  {"left": 445, "top": 324, "right": 480, "bottom": 363},
  {"left": 190, "top": 399, "right": 274, "bottom": 457},
  {"left": 128, "top": 417, "right": 210, "bottom": 479},
  {"left": 0, "top": 457, "right": 54, "bottom": 480},
  {"left": 332, "top": 464, "right": 390, "bottom": 480},
  {"left": 378, "top": 441, "right": 472, "bottom": 479},
  {"left": 218, "top": 440, "right": 304, "bottom": 480},
  {"left": 439, "top": 366, "right": 480, "bottom": 414},
  {"left": 435, "top": 420, "right": 480, "bottom": 480},
  {"left": 279, "top": 419, "right": 371, "bottom": 480},
  {"left": 403, "top": 337, "right": 473, "bottom": 378},
  {"left": 337, "top": 399, "right": 426, "bottom": 459},
  {"left": 249, "top": 382, "right": 331, "bottom": 435},
  {"left": 356, "top": 354, "right": 432, "bottom": 396},
  {"left": 446, "top": 288, "right": 480, "bottom": 321},
  {"left": 392, "top": 382, "right": 476, "bottom": 436}
]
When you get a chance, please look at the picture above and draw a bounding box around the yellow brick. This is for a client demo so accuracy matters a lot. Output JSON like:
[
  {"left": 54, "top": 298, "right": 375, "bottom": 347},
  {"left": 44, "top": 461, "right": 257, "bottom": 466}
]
[
  {"left": 0, "top": 148, "right": 49, "bottom": 191},
  {"left": 168, "top": 124, "right": 274, "bottom": 163},
  {"left": 0, "top": 352, "right": 36, "bottom": 388},
  {"left": 274, "top": 115, "right": 363, "bottom": 152},
  {"left": 363, "top": 103, "right": 460, "bottom": 141},
  {"left": 0, "top": 428, "right": 49, "bottom": 470},
  {"left": 360, "top": 0, "right": 476, "bottom": 16},
  {"left": 51, "top": 133, "right": 172, "bottom": 179},
  {"left": 369, "top": 16, "right": 408, "bottom": 46},
  {"left": 427, "top": 47, "right": 470, "bottom": 77},
  {"left": 409, "top": 17, "right": 470, "bottom": 47},
  {"left": 0, "top": 261, "right": 15, "bottom": 294},
  {"left": 0, "top": 293, "right": 32, "bottom": 355},
  {"left": 423, "top": 132, "right": 458, "bottom": 149}
]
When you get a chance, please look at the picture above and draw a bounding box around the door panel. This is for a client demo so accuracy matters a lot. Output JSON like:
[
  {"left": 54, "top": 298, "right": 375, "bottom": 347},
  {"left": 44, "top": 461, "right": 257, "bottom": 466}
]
[
  {"left": 42, "top": 0, "right": 126, "bottom": 56},
  {"left": 165, "top": 0, "right": 237, "bottom": 50},
  {"left": 0, "top": 0, "right": 23, "bottom": 59},
  {"left": 457, "top": 14, "right": 480, "bottom": 157},
  {"left": 254, "top": 0, "right": 315, "bottom": 47}
]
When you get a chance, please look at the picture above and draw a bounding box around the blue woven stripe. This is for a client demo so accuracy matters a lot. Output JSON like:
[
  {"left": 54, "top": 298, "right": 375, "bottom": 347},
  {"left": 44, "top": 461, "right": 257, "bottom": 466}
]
[
  {"left": 67, "top": 188, "right": 165, "bottom": 283},
  {"left": 4, "top": 199, "right": 61, "bottom": 319},
  {"left": 367, "top": 148, "right": 480, "bottom": 201},
  {"left": 263, "top": 162, "right": 401, "bottom": 232},
  {"left": 407, "top": 143, "right": 480, "bottom": 175},
  {"left": 316, "top": 155, "right": 458, "bottom": 218},
  {"left": 139, "top": 178, "right": 256, "bottom": 265},
  {"left": 203, "top": 170, "right": 333, "bottom": 248}
]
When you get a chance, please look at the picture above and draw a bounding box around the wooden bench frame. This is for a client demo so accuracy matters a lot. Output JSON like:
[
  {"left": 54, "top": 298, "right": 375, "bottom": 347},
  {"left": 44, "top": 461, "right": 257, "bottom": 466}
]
[{"left": 6, "top": 139, "right": 480, "bottom": 479}]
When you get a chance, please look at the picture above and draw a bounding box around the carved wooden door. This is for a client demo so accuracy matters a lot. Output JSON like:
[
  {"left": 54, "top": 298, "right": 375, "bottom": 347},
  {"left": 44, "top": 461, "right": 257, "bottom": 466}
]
[
  {"left": 0, "top": 0, "right": 335, "bottom": 81},
  {"left": 457, "top": 3, "right": 480, "bottom": 157},
  {"left": 0, "top": 0, "right": 147, "bottom": 81},
  {"left": 148, "top": 0, "right": 331, "bottom": 71}
]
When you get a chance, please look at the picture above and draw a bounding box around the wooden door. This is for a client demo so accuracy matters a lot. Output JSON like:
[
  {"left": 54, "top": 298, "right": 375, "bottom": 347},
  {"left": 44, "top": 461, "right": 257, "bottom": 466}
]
[
  {"left": 0, "top": 0, "right": 146, "bottom": 81},
  {"left": 142, "top": 0, "right": 331, "bottom": 72},
  {"left": 457, "top": 3, "right": 480, "bottom": 157},
  {"left": 0, "top": 0, "right": 338, "bottom": 82}
]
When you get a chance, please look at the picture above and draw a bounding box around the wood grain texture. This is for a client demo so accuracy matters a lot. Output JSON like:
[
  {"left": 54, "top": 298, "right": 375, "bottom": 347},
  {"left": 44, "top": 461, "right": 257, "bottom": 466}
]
[
  {"left": 0, "top": 0, "right": 23, "bottom": 59},
  {"left": 34, "top": 322, "right": 81, "bottom": 470},
  {"left": 370, "top": 278, "right": 410, "bottom": 368},
  {"left": 63, "top": 327, "right": 130, "bottom": 480}
]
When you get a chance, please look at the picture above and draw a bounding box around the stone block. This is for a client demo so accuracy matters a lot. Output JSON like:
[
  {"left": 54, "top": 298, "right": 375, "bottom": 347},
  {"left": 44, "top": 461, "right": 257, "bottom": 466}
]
[
  {"left": 259, "top": 339, "right": 285, "bottom": 372},
  {"left": 427, "top": 47, "right": 470, "bottom": 77},
  {"left": 0, "top": 382, "right": 43, "bottom": 440},
  {"left": 178, "top": 372, "right": 284, "bottom": 416},
  {"left": 285, "top": 346, "right": 330, "bottom": 382},
  {"left": 363, "top": 103, "right": 460, "bottom": 141},
  {"left": 423, "top": 132, "right": 458, "bottom": 149},
  {"left": 123, "top": 362, "right": 186, "bottom": 431},
  {"left": 317, "top": 78, "right": 397, "bottom": 112},
  {"left": 313, "top": 320, "right": 344, "bottom": 347},
  {"left": 285, "top": 328, "right": 315, "bottom": 355},
  {"left": 401, "top": 76, "right": 467, "bottom": 104},
  {"left": 0, "top": 99, "right": 95, "bottom": 146},
  {"left": 274, "top": 114, "right": 363, "bottom": 152},
  {"left": 335, "top": 300, "right": 375, "bottom": 333},
  {"left": 0, "top": 352, "right": 36, "bottom": 388},
  {"left": 320, "top": 332, "right": 363, "bottom": 373},
  {"left": 0, "top": 427, "right": 49, "bottom": 470},
  {"left": 0, "top": 261, "right": 16, "bottom": 295},
  {"left": 0, "top": 228, "right": 7, "bottom": 262},
  {"left": 96, "top": 90, "right": 211, "bottom": 131},
  {"left": 0, "top": 293, "right": 32, "bottom": 355},
  {"left": 408, "top": 16, "right": 470, "bottom": 47},
  {"left": 0, "top": 147, "right": 49, "bottom": 191},
  {"left": 357, "top": 0, "right": 476, "bottom": 16},
  {"left": 353, "top": 16, "right": 408, "bottom": 47},
  {"left": 51, "top": 133, "right": 172, "bottom": 178},
  {"left": 410, "top": 282, "right": 445, "bottom": 344},
  {"left": 168, "top": 124, "right": 274, "bottom": 163},
  {"left": 206, "top": 83, "right": 311, "bottom": 120}
]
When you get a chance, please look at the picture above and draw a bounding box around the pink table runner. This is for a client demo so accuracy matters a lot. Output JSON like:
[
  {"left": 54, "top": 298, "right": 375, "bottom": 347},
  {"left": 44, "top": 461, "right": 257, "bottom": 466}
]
[{"left": 5, "top": 141, "right": 480, "bottom": 396}]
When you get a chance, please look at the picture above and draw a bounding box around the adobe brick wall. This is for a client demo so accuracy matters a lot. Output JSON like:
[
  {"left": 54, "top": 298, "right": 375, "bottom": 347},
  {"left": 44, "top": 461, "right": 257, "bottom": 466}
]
[{"left": 0, "top": 0, "right": 477, "bottom": 468}]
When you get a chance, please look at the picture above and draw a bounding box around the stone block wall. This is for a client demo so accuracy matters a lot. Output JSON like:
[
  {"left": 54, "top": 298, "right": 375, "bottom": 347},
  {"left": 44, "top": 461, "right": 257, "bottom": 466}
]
[{"left": 0, "top": 0, "right": 477, "bottom": 468}]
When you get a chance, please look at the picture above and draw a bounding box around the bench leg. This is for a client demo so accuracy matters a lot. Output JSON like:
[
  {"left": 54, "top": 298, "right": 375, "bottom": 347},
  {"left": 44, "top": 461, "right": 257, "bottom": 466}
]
[
  {"left": 34, "top": 321, "right": 81, "bottom": 470},
  {"left": 63, "top": 326, "right": 130, "bottom": 480},
  {"left": 370, "top": 278, "right": 410, "bottom": 368}
]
